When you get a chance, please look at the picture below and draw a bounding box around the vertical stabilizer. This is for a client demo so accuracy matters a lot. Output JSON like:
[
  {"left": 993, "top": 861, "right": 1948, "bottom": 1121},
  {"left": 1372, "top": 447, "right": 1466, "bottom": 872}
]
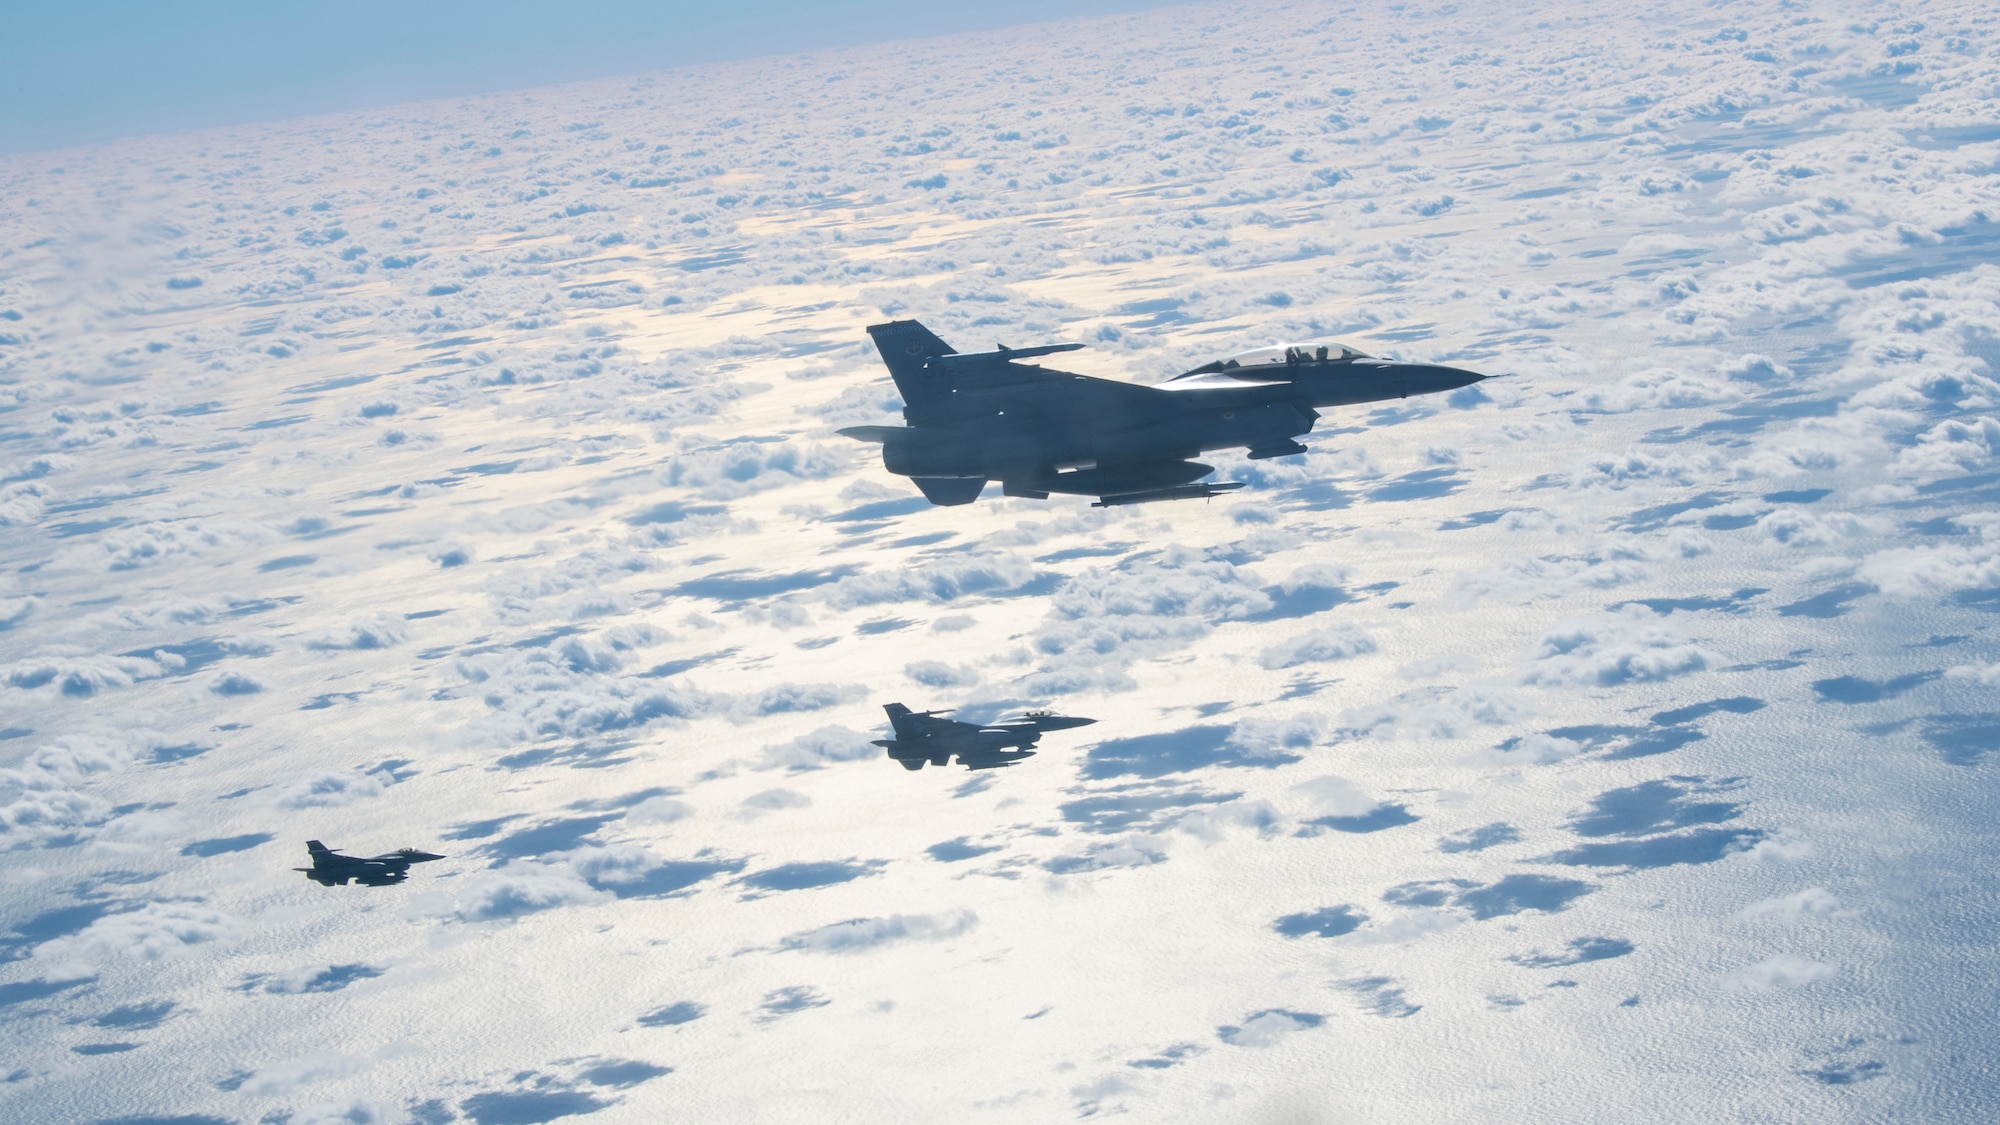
[
  {"left": 883, "top": 703, "right": 921, "bottom": 739},
  {"left": 866, "top": 320, "right": 957, "bottom": 407}
]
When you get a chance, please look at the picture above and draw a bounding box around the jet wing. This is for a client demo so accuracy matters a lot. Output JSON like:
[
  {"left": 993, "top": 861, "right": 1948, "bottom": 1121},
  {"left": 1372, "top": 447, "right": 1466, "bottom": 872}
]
[{"left": 944, "top": 359, "right": 1172, "bottom": 416}]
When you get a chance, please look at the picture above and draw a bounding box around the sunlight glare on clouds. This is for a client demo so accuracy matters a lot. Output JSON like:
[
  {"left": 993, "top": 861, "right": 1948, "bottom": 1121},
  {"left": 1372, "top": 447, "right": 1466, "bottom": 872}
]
[{"left": 2, "top": 0, "right": 1998, "bottom": 1118}]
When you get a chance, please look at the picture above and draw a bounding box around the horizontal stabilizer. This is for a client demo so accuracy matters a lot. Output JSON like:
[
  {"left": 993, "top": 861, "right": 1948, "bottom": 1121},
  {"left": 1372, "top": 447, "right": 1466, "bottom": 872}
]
[{"left": 835, "top": 425, "right": 913, "bottom": 444}]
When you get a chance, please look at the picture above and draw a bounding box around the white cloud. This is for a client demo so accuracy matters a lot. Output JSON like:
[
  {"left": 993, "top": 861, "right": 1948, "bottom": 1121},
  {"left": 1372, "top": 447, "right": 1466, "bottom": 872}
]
[
  {"left": 1018, "top": 548, "right": 1271, "bottom": 693},
  {"left": 821, "top": 553, "right": 1036, "bottom": 608},
  {"left": 1522, "top": 608, "right": 1711, "bottom": 688},
  {"left": 1948, "top": 662, "right": 2000, "bottom": 686},
  {"left": 1226, "top": 715, "right": 1326, "bottom": 759},
  {"left": 1342, "top": 909, "right": 1465, "bottom": 945},
  {"left": 1485, "top": 732, "right": 1584, "bottom": 765},
  {"left": 238, "top": 1053, "right": 372, "bottom": 1097},
  {"left": 779, "top": 909, "right": 977, "bottom": 953},
  {"left": 1740, "top": 887, "right": 1843, "bottom": 921},
  {"left": 1730, "top": 954, "right": 1835, "bottom": 990},
  {"left": 661, "top": 439, "right": 849, "bottom": 499},
  {"left": 1344, "top": 685, "right": 1532, "bottom": 740},
  {"left": 741, "top": 788, "right": 812, "bottom": 813},
  {"left": 34, "top": 901, "right": 243, "bottom": 979},
  {"left": 1727, "top": 831, "right": 1814, "bottom": 865},
  {"left": 905, "top": 660, "right": 981, "bottom": 687},
  {"left": 449, "top": 861, "right": 610, "bottom": 922},
  {"left": 1858, "top": 540, "right": 2000, "bottom": 599},
  {"left": 1890, "top": 416, "right": 2000, "bottom": 481},
  {"left": 1219, "top": 1010, "right": 1319, "bottom": 1048},
  {"left": 1575, "top": 368, "right": 1742, "bottom": 413},
  {"left": 304, "top": 613, "right": 410, "bottom": 650},
  {"left": 1719, "top": 353, "right": 1795, "bottom": 385},
  {"left": 1258, "top": 623, "right": 1376, "bottom": 669},
  {"left": 1290, "top": 775, "right": 1380, "bottom": 818},
  {"left": 623, "top": 796, "right": 695, "bottom": 827},
  {"left": 759, "top": 726, "right": 878, "bottom": 770},
  {"left": 1171, "top": 798, "right": 1283, "bottom": 842},
  {"left": 278, "top": 770, "right": 389, "bottom": 810},
  {"left": 85, "top": 807, "right": 191, "bottom": 854},
  {"left": 287, "top": 1099, "right": 392, "bottom": 1125},
  {"left": 3, "top": 650, "right": 168, "bottom": 697}
]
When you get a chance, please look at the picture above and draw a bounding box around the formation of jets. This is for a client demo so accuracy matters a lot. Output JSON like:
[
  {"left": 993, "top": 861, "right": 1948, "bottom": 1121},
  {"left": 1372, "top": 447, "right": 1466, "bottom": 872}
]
[{"left": 291, "top": 315, "right": 1482, "bottom": 875}]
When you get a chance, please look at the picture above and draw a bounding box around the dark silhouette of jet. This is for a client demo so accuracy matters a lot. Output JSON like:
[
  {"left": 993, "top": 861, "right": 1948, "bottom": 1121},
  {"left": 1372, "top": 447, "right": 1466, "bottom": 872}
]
[
  {"left": 295, "top": 840, "right": 444, "bottom": 886},
  {"left": 839, "top": 319, "right": 1489, "bottom": 506},
  {"left": 874, "top": 703, "right": 1096, "bottom": 771}
]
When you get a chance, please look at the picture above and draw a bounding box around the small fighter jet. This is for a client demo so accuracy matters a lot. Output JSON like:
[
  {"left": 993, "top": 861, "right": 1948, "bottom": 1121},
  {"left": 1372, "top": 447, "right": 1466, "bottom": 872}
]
[
  {"left": 840, "top": 319, "right": 1489, "bottom": 506},
  {"left": 295, "top": 839, "right": 444, "bottom": 886},
  {"left": 874, "top": 702, "right": 1097, "bottom": 771}
]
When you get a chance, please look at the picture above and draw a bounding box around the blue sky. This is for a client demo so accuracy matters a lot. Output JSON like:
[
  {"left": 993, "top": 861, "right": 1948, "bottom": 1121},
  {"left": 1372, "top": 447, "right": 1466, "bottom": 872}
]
[{"left": 0, "top": 0, "right": 1172, "bottom": 154}]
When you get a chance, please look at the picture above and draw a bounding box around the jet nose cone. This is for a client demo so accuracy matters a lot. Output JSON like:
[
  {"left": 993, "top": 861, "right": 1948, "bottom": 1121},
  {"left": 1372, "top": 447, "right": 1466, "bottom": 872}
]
[{"left": 1413, "top": 363, "right": 1488, "bottom": 391}]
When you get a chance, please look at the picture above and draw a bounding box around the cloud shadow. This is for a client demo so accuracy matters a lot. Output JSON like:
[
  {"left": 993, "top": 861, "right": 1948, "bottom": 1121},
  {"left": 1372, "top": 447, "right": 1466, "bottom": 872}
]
[
  {"left": 1438, "top": 823, "right": 1520, "bottom": 853},
  {"left": 180, "top": 833, "right": 272, "bottom": 857},
  {"left": 1777, "top": 583, "right": 1872, "bottom": 618},
  {"left": 1811, "top": 672, "right": 1939, "bottom": 704},
  {"left": 1921, "top": 714, "right": 2000, "bottom": 765},
  {"left": 1300, "top": 804, "right": 1419, "bottom": 834},
  {"left": 1060, "top": 783, "right": 1241, "bottom": 834},
  {"left": 1508, "top": 937, "right": 1634, "bottom": 967},
  {"left": 1080, "top": 725, "right": 1300, "bottom": 780},
  {"left": 734, "top": 860, "right": 884, "bottom": 895},
  {"left": 1272, "top": 905, "right": 1368, "bottom": 938}
]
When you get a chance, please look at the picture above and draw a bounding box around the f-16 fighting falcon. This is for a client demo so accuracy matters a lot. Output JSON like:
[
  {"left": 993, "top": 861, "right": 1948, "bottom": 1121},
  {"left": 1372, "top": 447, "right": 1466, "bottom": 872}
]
[
  {"left": 839, "top": 319, "right": 1489, "bottom": 507},
  {"left": 875, "top": 703, "right": 1097, "bottom": 771},
  {"left": 295, "top": 840, "right": 445, "bottom": 886}
]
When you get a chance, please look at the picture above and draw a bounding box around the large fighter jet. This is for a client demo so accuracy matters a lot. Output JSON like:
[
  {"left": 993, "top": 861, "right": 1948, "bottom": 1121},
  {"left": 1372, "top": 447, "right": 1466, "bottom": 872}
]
[
  {"left": 295, "top": 840, "right": 444, "bottom": 886},
  {"left": 838, "top": 319, "right": 1489, "bottom": 507},
  {"left": 874, "top": 703, "right": 1096, "bottom": 771}
]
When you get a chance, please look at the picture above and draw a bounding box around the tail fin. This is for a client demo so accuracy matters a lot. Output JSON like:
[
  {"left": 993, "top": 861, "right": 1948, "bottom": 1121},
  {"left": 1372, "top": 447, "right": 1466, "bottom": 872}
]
[
  {"left": 883, "top": 703, "right": 921, "bottom": 739},
  {"left": 306, "top": 840, "right": 331, "bottom": 857},
  {"left": 867, "top": 320, "right": 956, "bottom": 407}
]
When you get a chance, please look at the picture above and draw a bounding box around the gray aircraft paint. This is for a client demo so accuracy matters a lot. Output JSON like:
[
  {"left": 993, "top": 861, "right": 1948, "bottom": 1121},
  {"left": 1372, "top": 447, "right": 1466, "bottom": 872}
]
[{"left": 840, "top": 320, "right": 1487, "bottom": 506}]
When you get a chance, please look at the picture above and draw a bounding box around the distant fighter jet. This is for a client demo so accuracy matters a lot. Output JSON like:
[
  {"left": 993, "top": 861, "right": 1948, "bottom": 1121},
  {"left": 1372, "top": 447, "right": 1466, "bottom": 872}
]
[
  {"left": 874, "top": 703, "right": 1097, "bottom": 771},
  {"left": 296, "top": 840, "right": 444, "bottom": 886},
  {"left": 839, "top": 319, "right": 1489, "bottom": 507}
]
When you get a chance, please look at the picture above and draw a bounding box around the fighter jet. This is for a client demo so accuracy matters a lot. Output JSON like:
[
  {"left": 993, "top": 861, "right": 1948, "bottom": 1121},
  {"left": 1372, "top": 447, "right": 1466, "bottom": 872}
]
[
  {"left": 839, "top": 319, "right": 1489, "bottom": 506},
  {"left": 874, "top": 703, "right": 1097, "bottom": 771},
  {"left": 295, "top": 840, "right": 444, "bottom": 886}
]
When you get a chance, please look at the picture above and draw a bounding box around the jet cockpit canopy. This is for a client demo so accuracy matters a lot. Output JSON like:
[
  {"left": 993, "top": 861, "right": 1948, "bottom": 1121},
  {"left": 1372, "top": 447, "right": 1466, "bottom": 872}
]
[
  {"left": 1219, "top": 342, "right": 1372, "bottom": 367},
  {"left": 1168, "top": 341, "right": 1374, "bottom": 383}
]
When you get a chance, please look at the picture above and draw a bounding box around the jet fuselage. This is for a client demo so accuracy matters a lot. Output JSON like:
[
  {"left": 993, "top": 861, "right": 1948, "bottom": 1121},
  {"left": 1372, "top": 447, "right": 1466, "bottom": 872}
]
[
  {"left": 841, "top": 322, "right": 1488, "bottom": 506},
  {"left": 296, "top": 840, "right": 444, "bottom": 886},
  {"left": 874, "top": 704, "right": 1096, "bottom": 771}
]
